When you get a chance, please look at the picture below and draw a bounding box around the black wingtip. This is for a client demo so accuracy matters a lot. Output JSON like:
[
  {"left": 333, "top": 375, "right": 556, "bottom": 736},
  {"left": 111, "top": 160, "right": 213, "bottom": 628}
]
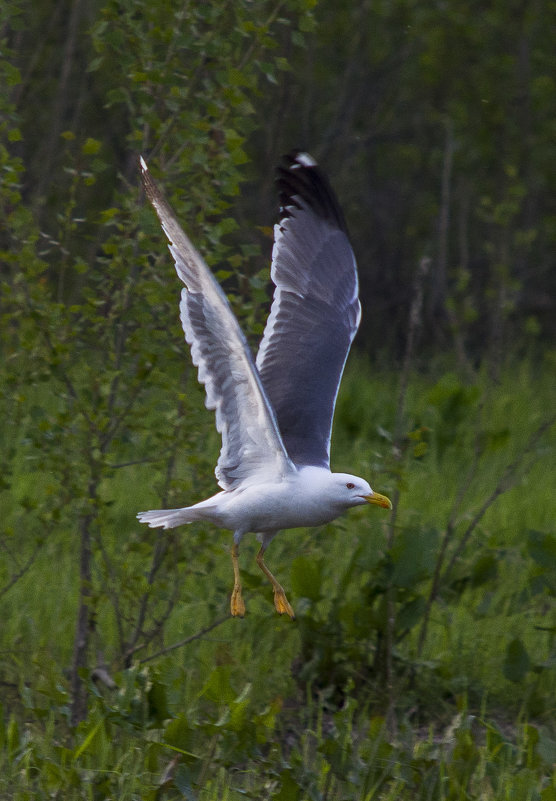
[{"left": 275, "top": 150, "right": 349, "bottom": 234}]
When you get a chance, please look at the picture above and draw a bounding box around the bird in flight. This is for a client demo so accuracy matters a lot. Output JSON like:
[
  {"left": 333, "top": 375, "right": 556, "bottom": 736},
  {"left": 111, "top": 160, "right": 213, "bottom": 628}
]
[{"left": 138, "top": 151, "right": 391, "bottom": 619}]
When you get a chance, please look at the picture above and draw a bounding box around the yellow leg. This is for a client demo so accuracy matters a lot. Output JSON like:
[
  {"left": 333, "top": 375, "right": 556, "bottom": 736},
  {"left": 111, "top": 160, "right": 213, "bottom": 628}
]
[
  {"left": 256, "top": 546, "right": 295, "bottom": 619},
  {"left": 230, "top": 543, "right": 245, "bottom": 618}
]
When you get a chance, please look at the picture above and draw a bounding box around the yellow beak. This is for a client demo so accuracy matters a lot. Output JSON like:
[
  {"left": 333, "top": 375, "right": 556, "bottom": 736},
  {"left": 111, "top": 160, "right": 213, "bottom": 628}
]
[{"left": 364, "top": 492, "right": 392, "bottom": 510}]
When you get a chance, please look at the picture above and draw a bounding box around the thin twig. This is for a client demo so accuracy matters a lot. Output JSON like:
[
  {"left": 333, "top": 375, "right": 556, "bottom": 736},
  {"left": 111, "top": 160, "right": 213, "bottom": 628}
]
[
  {"left": 104, "top": 448, "right": 175, "bottom": 469},
  {"left": 0, "top": 544, "right": 41, "bottom": 600},
  {"left": 417, "top": 406, "right": 484, "bottom": 656},
  {"left": 131, "top": 570, "right": 183, "bottom": 662},
  {"left": 418, "top": 411, "right": 555, "bottom": 657},
  {"left": 443, "top": 412, "right": 556, "bottom": 583},
  {"left": 393, "top": 256, "right": 431, "bottom": 450},
  {"left": 126, "top": 380, "right": 188, "bottom": 658},
  {"left": 138, "top": 616, "right": 229, "bottom": 664},
  {"left": 93, "top": 528, "right": 126, "bottom": 657},
  {"left": 446, "top": 402, "right": 484, "bottom": 531}
]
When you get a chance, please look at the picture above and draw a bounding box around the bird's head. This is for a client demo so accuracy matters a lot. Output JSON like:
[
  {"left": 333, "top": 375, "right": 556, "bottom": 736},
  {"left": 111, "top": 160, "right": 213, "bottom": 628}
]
[{"left": 329, "top": 472, "right": 392, "bottom": 511}]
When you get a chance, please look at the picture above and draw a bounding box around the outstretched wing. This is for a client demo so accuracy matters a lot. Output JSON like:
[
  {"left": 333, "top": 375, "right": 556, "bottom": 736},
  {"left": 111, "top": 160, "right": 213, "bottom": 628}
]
[
  {"left": 141, "top": 158, "right": 293, "bottom": 490},
  {"left": 256, "top": 152, "right": 361, "bottom": 468}
]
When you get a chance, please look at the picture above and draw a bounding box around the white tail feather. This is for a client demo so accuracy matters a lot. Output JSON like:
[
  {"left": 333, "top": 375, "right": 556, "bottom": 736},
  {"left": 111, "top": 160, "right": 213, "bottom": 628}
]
[{"left": 137, "top": 507, "right": 199, "bottom": 530}]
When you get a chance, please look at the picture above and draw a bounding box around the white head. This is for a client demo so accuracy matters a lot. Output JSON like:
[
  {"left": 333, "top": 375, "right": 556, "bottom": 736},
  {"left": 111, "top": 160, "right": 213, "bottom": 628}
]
[
  {"left": 329, "top": 472, "right": 392, "bottom": 511},
  {"left": 297, "top": 467, "right": 391, "bottom": 512}
]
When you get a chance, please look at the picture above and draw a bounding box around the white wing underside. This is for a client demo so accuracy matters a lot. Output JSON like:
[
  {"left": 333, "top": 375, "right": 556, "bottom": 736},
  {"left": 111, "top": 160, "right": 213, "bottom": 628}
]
[{"left": 141, "top": 160, "right": 293, "bottom": 491}]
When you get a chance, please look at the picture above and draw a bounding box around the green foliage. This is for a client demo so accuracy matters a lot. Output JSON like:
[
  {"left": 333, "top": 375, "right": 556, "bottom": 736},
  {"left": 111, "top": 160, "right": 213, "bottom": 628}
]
[
  {"left": 504, "top": 638, "right": 531, "bottom": 684},
  {"left": 1, "top": 0, "right": 556, "bottom": 797},
  {"left": 0, "top": 0, "right": 316, "bottom": 730},
  {"left": 2, "top": 678, "right": 556, "bottom": 799},
  {"left": 426, "top": 373, "right": 481, "bottom": 456},
  {"left": 2, "top": 350, "right": 556, "bottom": 797},
  {"left": 246, "top": 0, "right": 556, "bottom": 360}
]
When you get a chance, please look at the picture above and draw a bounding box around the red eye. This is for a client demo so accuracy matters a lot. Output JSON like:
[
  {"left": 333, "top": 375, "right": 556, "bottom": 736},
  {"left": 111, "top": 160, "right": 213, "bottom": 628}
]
[{"left": 346, "top": 482, "right": 355, "bottom": 490}]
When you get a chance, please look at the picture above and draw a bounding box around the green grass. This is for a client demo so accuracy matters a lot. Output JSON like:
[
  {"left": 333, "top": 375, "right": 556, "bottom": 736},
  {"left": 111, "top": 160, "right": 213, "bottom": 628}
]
[{"left": 1, "top": 357, "right": 555, "bottom": 799}]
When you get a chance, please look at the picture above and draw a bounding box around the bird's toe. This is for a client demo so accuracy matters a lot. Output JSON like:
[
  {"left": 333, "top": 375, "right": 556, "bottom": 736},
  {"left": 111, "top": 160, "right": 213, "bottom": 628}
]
[{"left": 274, "top": 588, "right": 295, "bottom": 620}]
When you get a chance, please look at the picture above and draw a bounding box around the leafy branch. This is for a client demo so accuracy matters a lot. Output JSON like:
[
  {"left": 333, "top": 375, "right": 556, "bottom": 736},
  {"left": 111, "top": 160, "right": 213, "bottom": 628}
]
[{"left": 417, "top": 411, "right": 556, "bottom": 657}]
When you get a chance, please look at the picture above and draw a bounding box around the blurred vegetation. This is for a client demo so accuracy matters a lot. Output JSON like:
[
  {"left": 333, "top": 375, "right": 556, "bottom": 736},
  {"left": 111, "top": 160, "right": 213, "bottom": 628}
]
[{"left": 1, "top": 0, "right": 555, "bottom": 797}]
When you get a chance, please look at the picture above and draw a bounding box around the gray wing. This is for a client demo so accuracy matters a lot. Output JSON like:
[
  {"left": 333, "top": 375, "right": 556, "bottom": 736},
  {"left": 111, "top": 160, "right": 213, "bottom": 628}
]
[
  {"left": 256, "top": 152, "right": 361, "bottom": 469},
  {"left": 140, "top": 158, "right": 293, "bottom": 490}
]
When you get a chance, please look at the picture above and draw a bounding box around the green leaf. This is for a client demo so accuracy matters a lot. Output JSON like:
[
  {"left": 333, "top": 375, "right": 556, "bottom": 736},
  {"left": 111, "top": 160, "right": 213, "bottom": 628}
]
[
  {"left": 290, "top": 555, "right": 322, "bottom": 601},
  {"left": 537, "top": 731, "right": 556, "bottom": 770},
  {"left": 471, "top": 553, "right": 498, "bottom": 587},
  {"left": 503, "top": 637, "right": 530, "bottom": 683},
  {"left": 397, "top": 595, "right": 426, "bottom": 632},
  {"left": 390, "top": 527, "right": 439, "bottom": 589},
  {"left": 99, "top": 207, "right": 120, "bottom": 223},
  {"left": 73, "top": 719, "right": 103, "bottom": 761},
  {"left": 82, "top": 137, "right": 102, "bottom": 155},
  {"left": 227, "top": 682, "right": 252, "bottom": 731},
  {"left": 173, "top": 765, "right": 198, "bottom": 800},
  {"left": 199, "top": 666, "right": 235, "bottom": 704},
  {"left": 163, "top": 716, "right": 198, "bottom": 760},
  {"left": 7, "top": 716, "right": 19, "bottom": 756},
  {"left": 527, "top": 530, "right": 556, "bottom": 570},
  {"left": 148, "top": 678, "right": 169, "bottom": 725},
  {"left": 274, "top": 769, "right": 301, "bottom": 801}
]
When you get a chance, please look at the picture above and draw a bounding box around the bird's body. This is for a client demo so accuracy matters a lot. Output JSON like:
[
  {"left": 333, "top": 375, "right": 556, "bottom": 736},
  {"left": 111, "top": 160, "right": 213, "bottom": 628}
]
[
  {"left": 139, "top": 467, "right": 377, "bottom": 539},
  {"left": 138, "top": 151, "right": 391, "bottom": 618}
]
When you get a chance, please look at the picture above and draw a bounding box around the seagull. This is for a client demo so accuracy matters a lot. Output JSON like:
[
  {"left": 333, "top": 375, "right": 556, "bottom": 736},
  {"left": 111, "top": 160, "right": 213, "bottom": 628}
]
[{"left": 137, "top": 151, "right": 391, "bottom": 619}]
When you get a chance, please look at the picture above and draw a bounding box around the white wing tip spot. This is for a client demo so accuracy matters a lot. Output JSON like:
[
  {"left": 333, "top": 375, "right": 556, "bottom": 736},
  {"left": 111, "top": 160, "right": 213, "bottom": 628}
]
[
  {"left": 140, "top": 155, "right": 148, "bottom": 172},
  {"left": 293, "top": 152, "right": 317, "bottom": 168}
]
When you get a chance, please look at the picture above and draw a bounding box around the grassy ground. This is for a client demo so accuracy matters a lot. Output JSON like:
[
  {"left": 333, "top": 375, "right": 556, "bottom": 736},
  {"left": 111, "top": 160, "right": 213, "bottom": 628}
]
[{"left": 1, "top": 356, "right": 555, "bottom": 799}]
